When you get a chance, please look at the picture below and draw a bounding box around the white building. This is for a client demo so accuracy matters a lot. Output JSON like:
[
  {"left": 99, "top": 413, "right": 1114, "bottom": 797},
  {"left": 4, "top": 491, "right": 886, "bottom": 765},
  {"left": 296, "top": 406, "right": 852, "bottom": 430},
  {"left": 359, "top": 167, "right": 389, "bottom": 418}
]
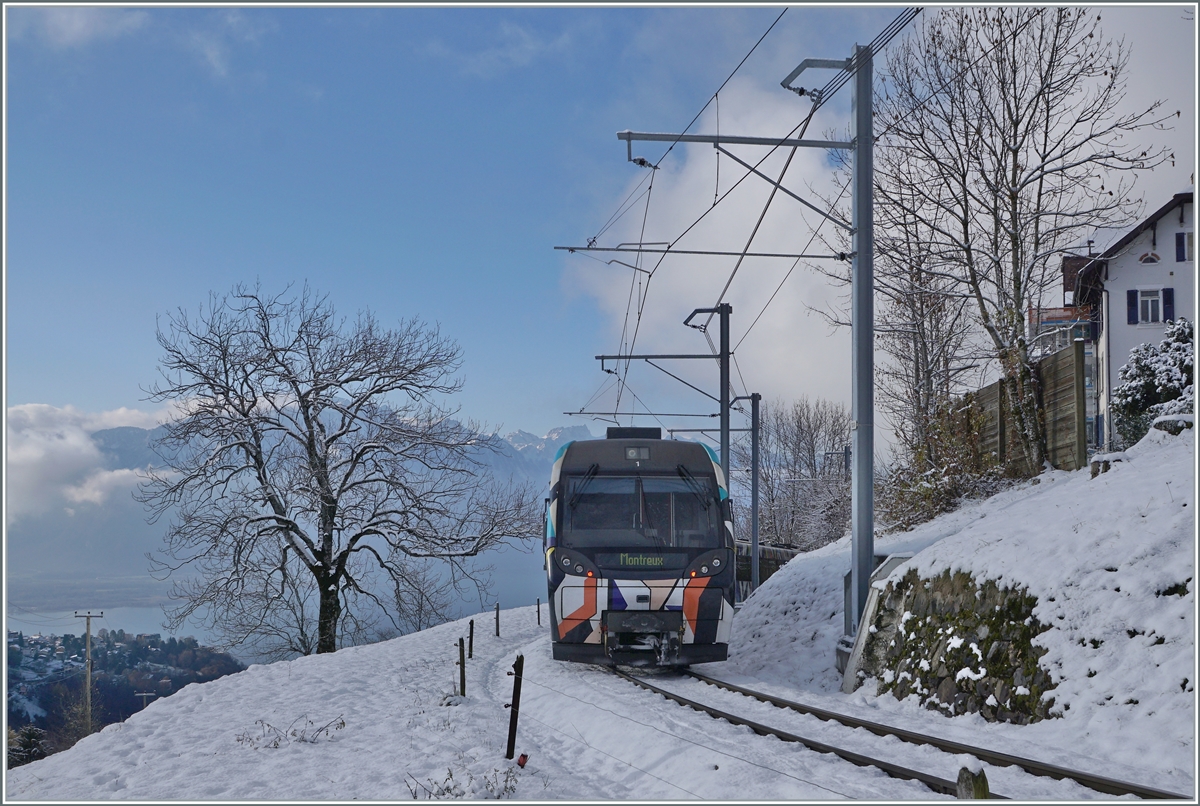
[{"left": 1068, "top": 190, "right": 1194, "bottom": 450}]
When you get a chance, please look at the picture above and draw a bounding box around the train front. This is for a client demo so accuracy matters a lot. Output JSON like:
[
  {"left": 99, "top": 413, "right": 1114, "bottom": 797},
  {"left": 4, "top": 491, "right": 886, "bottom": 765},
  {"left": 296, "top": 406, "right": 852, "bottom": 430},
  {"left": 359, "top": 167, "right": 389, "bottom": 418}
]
[{"left": 545, "top": 430, "right": 735, "bottom": 666}]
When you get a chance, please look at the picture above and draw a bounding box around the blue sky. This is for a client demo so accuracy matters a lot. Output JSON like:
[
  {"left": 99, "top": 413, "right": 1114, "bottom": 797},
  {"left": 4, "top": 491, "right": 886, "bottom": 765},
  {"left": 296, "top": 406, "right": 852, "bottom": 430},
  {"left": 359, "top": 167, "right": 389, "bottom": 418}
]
[
  {"left": 4, "top": 5, "right": 1195, "bottom": 625},
  {"left": 4, "top": 5, "right": 897, "bottom": 435},
  {"left": 6, "top": 5, "right": 1194, "bottom": 435}
]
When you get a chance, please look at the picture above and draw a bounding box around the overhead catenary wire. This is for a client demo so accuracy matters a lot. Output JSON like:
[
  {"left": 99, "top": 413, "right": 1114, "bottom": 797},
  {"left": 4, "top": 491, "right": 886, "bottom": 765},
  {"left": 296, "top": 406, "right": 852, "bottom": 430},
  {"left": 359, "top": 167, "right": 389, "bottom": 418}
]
[
  {"left": 736, "top": 6, "right": 1040, "bottom": 353},
  {"left": 594, "top": 8, "right": 924, "bottom": 425},
  {"left": 804, "top": 8, "right": 922, "bottom": 114},
  {"left": 592, "top": 9, "right": 789, "bottom": 422},
  {"left": 735, "top": 173, "right": 854, "bottom": 351},
  {"left": 613, "top": 171, "right": 657, "bottom": 417},
  {"left": 6, "top": 605, "right": 90, "bottom": 628},
  {"left": 700, "top": 7, "right": 922, "bottom": 334},
  {"left": 591, "top": 175, "right": 654, "bottom": 244},
  {"left": 646, "top": 8, "right": 788, "bottom": 171},
  {"left": 872, "top": 7, "right": 1042, "bottom": 144}
]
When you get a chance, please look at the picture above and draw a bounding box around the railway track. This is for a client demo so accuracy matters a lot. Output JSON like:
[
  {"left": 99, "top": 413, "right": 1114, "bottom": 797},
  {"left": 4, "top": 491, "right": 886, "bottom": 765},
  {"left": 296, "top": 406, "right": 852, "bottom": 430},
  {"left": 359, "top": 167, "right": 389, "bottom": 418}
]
[{"left": 610, "top": 668, "right": 1189, "bottom": 800}]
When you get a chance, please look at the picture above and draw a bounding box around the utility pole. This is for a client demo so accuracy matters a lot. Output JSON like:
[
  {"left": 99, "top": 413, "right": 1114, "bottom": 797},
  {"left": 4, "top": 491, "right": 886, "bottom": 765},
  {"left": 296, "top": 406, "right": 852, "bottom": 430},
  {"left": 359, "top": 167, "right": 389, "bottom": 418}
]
[
  {"left": 720, "top": 305, "right": 732, "bottom": 484},
  {"left": 74, "top": 610, "right": 102, "bottom": 735},
  {"left": 732, "top": 393, "right": 762, "bottom": 593},
  {"left": 135, "top": 692, "right": 157, "bottom": 710},
  {"left": 683, "top": 304, "right": 733, "bottom": 482},
  {"left": 750, "top": 393, "right": 761, "bottom": 591},
  {"left": 588, "top": 304, "right": 736, "bottom": 482},
  {"left": 572, "top": 7, "right": 916, "bottom": 679},
  {"left": 848, "top": 42, "right": 875, "bottom": 635}
]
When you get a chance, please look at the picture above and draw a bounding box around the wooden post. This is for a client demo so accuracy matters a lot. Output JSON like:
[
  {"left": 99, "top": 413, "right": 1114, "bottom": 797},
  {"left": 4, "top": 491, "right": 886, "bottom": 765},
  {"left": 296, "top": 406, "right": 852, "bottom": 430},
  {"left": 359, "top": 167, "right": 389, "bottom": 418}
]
[
  {"left": 505, "top": 654, "right": 524, "bottom": 760},
  {"left": 468, "top": 619, "right": 474, "bottom": 659},
  {"left": 956, "top": 766, "right": 990, "bottom": 799},
  {"left": 74, "top": 610, "right": 101, "bottom": 736},
  {"left": 84, "top": 621, "right": 92, "bottom": 735},
  {"left": 536, "top": 598, "right": 541, "bottom": 626},
  {"left": 1073, "top": 337, "right": 1087, "bottom": 471},
  {"left": 495, "top": 602, "right": 500, "bottom": 637},
  {"left": 458, "top": 637, "right": 466, "bottom": 697}
]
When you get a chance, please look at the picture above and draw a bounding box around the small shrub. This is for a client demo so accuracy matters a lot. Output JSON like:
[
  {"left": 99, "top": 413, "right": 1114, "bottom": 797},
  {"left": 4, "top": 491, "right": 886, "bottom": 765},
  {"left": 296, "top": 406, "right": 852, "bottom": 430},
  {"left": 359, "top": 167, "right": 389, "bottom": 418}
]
[
  {"left": 879, "top": 398, "right": 1014, "bottom": 531},
  {"left": 1156, "top": 579, "right": 1191, "bottom": 597},
  {"left": 236, "top": 715, "right": 345, "bottom": 749},
  {"left": 1112, "top": 318, "right": 1193, "bottom": 447},
  {"left": 7, "top": 725, "right": 52, "bottom": 768},
  {"left": 405, "top": 767, "right": 518, "bottom": 800}
]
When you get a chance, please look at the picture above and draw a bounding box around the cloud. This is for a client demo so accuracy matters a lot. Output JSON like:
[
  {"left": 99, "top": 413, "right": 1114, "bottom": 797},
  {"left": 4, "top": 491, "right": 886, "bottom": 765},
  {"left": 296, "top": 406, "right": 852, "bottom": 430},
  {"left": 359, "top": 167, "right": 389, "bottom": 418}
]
[
  {"left": 427, "top": 21, "right": 573, "bottom": 77},
  {"left": 565, "top": 5, "right": 1195, "bottom": 448},
  {"left": 5, "top": 404, "right": 168, "bottom": 526},
  {"left": 7, "top": 7, "right": 149, "bottom": 48},
  {"left": 64, "top": 468, "right": 146, "bottom": 507},
  {"left": 563, "top": 76, "right": 855, "bottom": 424},
  {"left": 185, "top": 10, "right": 277, "bottom": 78}
]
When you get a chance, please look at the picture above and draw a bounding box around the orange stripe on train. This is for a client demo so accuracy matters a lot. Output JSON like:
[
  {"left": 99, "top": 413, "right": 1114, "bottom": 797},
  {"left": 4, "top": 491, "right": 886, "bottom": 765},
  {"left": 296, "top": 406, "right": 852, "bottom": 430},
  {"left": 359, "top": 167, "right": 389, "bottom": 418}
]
[
  {"left": 682, "top": 576, "right": 709, "bottom": 635},
  {"left": 557, "top": 576, "right": 598, "bottom": 640}
]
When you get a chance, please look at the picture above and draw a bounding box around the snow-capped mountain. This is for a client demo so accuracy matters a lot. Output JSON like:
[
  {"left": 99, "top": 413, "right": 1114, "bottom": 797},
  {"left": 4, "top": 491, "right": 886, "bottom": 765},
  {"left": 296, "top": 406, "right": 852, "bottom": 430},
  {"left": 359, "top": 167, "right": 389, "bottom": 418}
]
[{"left": 503, "top": 425, "right": 595, "bottom": 464}]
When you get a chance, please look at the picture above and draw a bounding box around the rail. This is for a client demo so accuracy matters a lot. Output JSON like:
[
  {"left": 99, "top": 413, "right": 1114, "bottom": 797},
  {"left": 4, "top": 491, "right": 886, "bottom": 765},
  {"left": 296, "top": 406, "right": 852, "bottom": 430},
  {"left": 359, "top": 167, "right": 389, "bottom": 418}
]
[
  {"left": 685, "top": 670, "right": 1189, "bottom": 800},
  {"left": 610, "top": 667, "right": 984, "bottom": 798}
]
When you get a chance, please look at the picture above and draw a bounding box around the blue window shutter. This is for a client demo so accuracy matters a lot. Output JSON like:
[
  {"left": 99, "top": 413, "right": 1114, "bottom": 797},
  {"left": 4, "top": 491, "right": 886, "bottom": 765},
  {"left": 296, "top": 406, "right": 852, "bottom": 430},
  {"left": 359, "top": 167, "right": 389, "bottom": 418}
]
[
  {"left": 1178, "top": 232, "right": 1187, "bottom": 262},
  {"left": 1127, "top": 289, "right": 1139, "bottom": 324},
  {"left": 1163, "top": 287, "right": 1174, "bottom": 321}
]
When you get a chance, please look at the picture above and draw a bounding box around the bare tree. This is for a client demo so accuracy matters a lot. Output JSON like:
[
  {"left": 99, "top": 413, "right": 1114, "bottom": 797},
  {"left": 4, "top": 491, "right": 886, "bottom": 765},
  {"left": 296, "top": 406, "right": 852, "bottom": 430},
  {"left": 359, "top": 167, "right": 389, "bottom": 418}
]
[
  {"left": 731, "top": 397, "right": 851, "bottom": 551},
  {"left": 874, "top": 6, "right": 1173, "bottom": 471},
  {"left": 139, "top": 284, "right": 539, "bottom": 655},
  {"left": 872, "top": 142, "right": 982, "bottom": 470}
]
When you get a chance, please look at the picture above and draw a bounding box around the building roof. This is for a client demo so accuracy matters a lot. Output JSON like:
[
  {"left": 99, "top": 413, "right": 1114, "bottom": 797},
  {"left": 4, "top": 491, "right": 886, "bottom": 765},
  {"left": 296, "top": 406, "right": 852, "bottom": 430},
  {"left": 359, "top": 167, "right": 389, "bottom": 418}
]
[{"left": 1072, "top": 190, "right": 1193, "bottom": 297}]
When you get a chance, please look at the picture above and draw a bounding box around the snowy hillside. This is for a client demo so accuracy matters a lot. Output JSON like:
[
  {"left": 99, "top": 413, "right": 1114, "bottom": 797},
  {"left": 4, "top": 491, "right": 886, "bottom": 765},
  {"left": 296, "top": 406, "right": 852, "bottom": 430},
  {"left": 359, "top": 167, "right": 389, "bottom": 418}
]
[
  {"left": 7, "top": 427, "right": 1193, "bottom": 800},
  {"left": 725, "top": 424, "right": 1195, "bottom": 794}
]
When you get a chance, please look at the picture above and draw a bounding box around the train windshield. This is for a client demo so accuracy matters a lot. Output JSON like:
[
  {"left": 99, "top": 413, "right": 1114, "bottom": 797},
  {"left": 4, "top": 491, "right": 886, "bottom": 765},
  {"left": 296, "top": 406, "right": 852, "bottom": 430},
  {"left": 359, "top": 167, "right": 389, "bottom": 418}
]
[{"left": 561, "top": 474, "right": 721, "bottom": 550}]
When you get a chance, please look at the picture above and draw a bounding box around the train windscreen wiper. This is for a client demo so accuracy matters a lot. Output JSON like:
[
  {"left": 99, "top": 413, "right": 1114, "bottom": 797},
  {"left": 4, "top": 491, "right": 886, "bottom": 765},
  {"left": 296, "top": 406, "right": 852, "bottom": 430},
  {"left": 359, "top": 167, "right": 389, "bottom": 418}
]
[
  {"left": 567, "top": 463, "right": 600, "bottom": 509},
  {"left": 635, "top": 474, "right": 666, "bottom": 549},
  {"left": 676, "top": 465, "right": 712, "bottom": 510}
]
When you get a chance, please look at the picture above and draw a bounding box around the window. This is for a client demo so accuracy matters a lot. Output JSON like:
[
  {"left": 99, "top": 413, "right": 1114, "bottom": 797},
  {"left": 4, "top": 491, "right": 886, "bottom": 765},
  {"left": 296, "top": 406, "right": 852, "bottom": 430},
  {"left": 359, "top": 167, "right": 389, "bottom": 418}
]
[
  {"left": 1177, "top": 232, "right": 1194, "bottom": 262},
  {"left": 562, "top": 475, "right": 719, "bottom": 550},
  {"left": 1127, "top": 287, "right": 1175, "bottom": 324},
  {"left": 1140, "top": 289, "right": 1160, "bottom": 323}
]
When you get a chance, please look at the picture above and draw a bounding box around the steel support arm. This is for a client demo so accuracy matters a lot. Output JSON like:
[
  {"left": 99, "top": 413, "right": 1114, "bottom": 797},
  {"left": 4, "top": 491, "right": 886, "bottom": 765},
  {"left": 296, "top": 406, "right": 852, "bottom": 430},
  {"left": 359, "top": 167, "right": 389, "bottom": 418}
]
[
  {"left": 714, "top": 145, "right": 853, "bottom": 231},
  {"left": 619, "top": 130, "right": 853, "bottom": 152}
]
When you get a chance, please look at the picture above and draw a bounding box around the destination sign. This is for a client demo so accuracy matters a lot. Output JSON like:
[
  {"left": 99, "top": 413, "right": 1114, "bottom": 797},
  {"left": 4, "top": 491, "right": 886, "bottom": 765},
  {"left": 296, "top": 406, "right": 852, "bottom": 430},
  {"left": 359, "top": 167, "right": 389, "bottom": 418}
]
[{"left": 595, "top": 552, "right": 689, "bottom": 570}]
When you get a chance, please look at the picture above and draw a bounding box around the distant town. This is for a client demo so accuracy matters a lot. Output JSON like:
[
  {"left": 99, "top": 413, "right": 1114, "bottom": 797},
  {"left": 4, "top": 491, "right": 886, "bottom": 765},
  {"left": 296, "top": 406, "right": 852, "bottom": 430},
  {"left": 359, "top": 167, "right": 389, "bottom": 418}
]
[{"left": 7, "top": 627, "right": 243, "bottom": 763}]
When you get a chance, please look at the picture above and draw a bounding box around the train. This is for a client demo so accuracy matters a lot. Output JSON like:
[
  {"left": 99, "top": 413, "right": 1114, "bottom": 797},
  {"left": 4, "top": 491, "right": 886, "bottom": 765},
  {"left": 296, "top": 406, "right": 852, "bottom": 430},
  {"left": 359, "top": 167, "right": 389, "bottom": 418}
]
[{"left": 543, "top": 427, "right": 736, "bottom": 666}]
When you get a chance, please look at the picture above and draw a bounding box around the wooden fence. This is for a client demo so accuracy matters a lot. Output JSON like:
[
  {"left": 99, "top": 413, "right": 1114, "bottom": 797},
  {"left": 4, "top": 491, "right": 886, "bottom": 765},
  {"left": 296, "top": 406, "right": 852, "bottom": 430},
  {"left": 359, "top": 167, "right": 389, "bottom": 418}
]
[{"left": 972, "top": 340, "right": 1088, "bottom": 474}]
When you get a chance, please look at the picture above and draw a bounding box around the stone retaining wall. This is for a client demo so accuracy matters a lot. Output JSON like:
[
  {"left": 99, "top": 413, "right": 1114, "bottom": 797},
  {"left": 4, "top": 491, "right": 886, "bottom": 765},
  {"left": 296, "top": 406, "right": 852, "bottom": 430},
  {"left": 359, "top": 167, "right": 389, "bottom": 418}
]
[{"left": 850, "top": 569, "right": 1058, "bottom": 724}]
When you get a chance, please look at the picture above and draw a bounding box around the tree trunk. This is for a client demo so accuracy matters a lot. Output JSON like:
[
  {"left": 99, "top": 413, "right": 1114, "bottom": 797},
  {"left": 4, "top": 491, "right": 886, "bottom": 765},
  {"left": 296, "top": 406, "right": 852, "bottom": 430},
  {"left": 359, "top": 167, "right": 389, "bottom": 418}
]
[
  {"left": 1002, "top": 345, "right": 1045, "bottom": 475},
  {"left": 317, "top": 577, "right": 340, "bottom": 654}
]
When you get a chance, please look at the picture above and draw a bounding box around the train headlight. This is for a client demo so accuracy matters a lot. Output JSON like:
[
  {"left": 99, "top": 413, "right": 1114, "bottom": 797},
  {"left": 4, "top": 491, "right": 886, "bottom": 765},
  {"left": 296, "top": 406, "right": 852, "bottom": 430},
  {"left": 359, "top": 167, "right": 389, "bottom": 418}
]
[
  {"left": 575, "top": 564, "right": 584, "bottom": 574},
  {"left": 685, "top": 549, "right": 731, "bottom": 579},
  {"left": 563, "top": 557, "right": 572, "bottom": 567}
]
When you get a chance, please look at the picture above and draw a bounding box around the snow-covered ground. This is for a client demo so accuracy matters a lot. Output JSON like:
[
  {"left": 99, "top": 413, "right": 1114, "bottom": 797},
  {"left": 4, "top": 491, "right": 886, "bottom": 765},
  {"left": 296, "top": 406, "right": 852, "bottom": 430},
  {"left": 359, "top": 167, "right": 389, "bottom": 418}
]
[{"left": 6, "top": 428, "right": 1194, "bottom": 800}]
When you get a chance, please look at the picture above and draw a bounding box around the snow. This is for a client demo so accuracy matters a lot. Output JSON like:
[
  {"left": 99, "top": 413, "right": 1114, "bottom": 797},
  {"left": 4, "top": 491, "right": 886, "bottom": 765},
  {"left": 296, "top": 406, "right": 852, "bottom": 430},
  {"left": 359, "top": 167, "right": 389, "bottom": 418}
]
[{"left": 5, "top": 429, "right": 1194, "bottom": 800}]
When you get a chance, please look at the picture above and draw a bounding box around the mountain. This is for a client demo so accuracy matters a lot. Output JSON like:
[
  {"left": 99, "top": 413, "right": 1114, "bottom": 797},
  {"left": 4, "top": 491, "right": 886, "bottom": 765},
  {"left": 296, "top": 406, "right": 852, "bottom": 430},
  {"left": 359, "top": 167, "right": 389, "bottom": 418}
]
[
  {"left": 90, "top": 425, "right": 168, "bottom": 470},
  {"left": 502, "top": 425, "right": 595, "bottom": 465},
  {"left": 85, "top": 423, "right": 598, "bottom": 486}
]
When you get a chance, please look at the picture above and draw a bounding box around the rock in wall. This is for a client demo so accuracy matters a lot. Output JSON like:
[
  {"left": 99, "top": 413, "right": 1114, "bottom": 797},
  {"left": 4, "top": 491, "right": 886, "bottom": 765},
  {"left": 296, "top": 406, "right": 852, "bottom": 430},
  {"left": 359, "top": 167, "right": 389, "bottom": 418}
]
[{"left": 853, "top": 569, "right": 1059, "bottom": 724}]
